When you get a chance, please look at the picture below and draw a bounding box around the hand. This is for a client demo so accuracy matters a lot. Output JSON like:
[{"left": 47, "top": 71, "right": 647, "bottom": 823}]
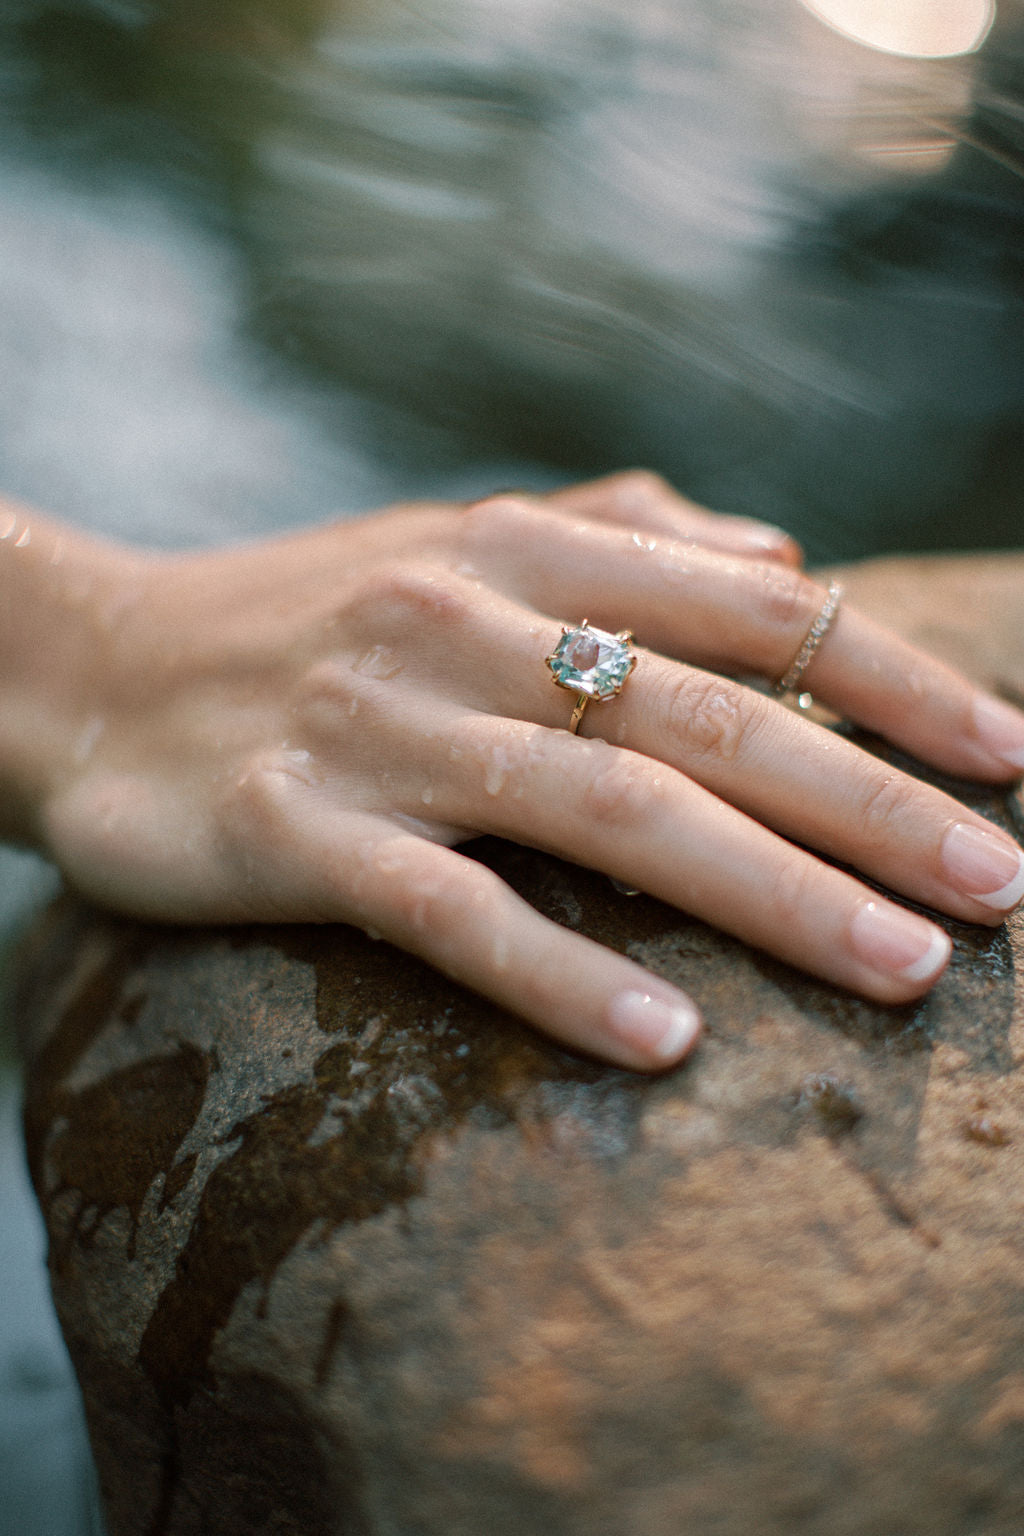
[{"left": 16, "top": 472, "right": 1024, "bottom": 1071}]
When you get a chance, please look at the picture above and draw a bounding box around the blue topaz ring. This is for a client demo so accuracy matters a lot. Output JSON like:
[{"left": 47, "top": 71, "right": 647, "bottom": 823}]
[{"left": 547, "top": 620, "right": 637, "bottom": 734}]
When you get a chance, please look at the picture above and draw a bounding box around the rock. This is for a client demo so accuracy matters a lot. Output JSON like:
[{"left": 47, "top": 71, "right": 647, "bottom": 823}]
[{"left": 15, "top": 554, "right": 1024, "bottom": 1536}]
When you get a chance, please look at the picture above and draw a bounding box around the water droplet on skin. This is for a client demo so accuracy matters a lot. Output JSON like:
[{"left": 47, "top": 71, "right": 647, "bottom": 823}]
[
  {"left": 631, "top": 533, "right": 658, "bottom": 552},
  {"left": 353, "top": 645, "right": 404, "bottom": 680},
  {"left": 484, "top": 756, "right": 507, "bottom": 796},
  {"left": 484, "top": 741, "right": 518, "bottom": 796},
  {"left": 420, "top": 785, "right": 434, "bottom": 805},
  {"left": 277, "top": 747, "right": 321, "bottom": 787},
  {"left": 14, "top": 525, "right": 31, "bottom": 549},
  {"left": 0, "top": 511, "right": 17, "bottom": 540},
  {"left": 364, "top": 926, "right": 383, "bottom": 941},
  {"left": 662, "top": 556, "right": 694, "bottom": 586}
]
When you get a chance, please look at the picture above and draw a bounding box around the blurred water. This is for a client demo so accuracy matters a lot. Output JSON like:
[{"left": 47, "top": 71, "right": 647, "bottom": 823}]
[{"left": 130, "top": 0, "right": 1024, "bottom": 559}]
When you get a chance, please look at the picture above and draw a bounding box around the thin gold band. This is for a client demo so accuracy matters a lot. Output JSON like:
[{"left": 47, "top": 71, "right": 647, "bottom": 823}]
[
  {"left": 775, "top": 580, "right": 844, "bottom": 695},
  {"left": 568, "top": 694, "right": 589, "bottom": 734}
]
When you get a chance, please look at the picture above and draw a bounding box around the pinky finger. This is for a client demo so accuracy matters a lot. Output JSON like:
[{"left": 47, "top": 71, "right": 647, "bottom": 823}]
[{"left": 292, "top": 810, "right": 702, "bottom": 1072}]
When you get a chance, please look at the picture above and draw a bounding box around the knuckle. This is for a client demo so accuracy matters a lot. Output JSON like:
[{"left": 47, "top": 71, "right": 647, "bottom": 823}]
[
  {"left": 299, "top": 657, "right": 358, "bottom": 714},
  {"left": 856, "top": 770, "right": 919, "bottom": 847},
  {"left": 464, "top": 491, "right": 534, "bottom": 525},
  {"left": 388, "top": 857, "right": 489, "bottom": 940},
  {"left": 461, "top": 492, "right": 540, "bottom": 548},
  {"left": 753, "top": 567, "right": 819, "bottom": 634},
  {"left": 579, "top": 743, "right": 662, "bottom": 829},
  {"left": 357, "top": 563, "right": 472, "bottom": 632},
  {"left": 767, "top": 858, "right": 820, "bottom": 930},
  {"left": 218, "top": 755, "right": 295, "bottom": 865},
  {"left": 295, "top": 659, "right": 392, "bottom": 743},
  {"left": 611, "top": 468, "right": 671, "bottom": 508},
  {"left": 665, "top": 670, "right": 760, "bottom": 764}
]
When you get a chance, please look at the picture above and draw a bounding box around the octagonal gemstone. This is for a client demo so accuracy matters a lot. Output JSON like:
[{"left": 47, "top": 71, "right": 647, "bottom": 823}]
[{"left": 548, "top": 623, "right": 635, "bottom": 699}]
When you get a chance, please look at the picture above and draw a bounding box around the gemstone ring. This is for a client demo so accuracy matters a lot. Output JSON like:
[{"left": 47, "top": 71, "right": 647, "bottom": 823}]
[{"left": 546, "top": 620, "right": 637, "bottom": 734}]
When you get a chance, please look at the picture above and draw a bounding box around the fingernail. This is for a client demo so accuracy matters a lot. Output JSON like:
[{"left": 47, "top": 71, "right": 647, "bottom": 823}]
[
  {"left": 608, "top": 989, "right": 701, "bottom": 1061},
  {"left": 850, "top": 901, "right": 951, "bottom": 983},
  {"left": 942, "top": 821, "right": 1024, "bottom": 911},
  {"left": 973, "top": 695, "right": 1024, "bottom": 771}
]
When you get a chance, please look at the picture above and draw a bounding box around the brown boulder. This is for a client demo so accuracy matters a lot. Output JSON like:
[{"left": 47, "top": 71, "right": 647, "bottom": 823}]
[{"left": 16, "top": 553, "right": 1024, "bottom": 1536}]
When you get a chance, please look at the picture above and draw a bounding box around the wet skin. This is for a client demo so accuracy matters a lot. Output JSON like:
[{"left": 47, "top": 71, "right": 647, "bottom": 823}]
[{"left": 2, "top": 471, "right": 1024, "bottom": 1070}]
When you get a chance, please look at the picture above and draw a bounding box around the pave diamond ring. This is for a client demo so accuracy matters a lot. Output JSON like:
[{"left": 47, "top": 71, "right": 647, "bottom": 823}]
[
  {"left": 547, "top": 620, "right": 637, "bottom": 734},
  {"left": 775, "top": 581, "right": 844, "bottom": 698}
]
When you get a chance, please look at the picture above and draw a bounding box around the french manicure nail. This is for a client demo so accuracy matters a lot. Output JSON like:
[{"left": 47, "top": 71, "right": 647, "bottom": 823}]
[
  {"left": 850, "top": 901, "right": 951, "bottom": 984},
  {"left": 942, "top": 821, "right": 1024, "bottom": 910},
  {"left": 973, "top": 696, "right": 1024, "bottom": 771},
  {"left": 608, "top": 989, "right": 701, "bottom": 1061}
]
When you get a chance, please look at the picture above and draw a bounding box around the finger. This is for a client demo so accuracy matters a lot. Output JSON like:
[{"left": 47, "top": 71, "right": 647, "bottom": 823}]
[
  {"left": 410, "top": 712, "right": 954, "bottom": 1006},
  {"left": 596, "top": 655, "right": 1024, "bottom": 926},
  {"left": 457, "top": 499, "right": 1024, "bottom": 781},
  {"left": 786, "top": 604, "right": 1024, "bottom": 784},
  {"left": 533, "top": 470, "right": 802, "bottom": 563},
  {"left": 229, "top": 780, "right": 703, "bottom": 1071},
  {"left": 402, "top": 596, "right": 1024, "bottom": 926}
]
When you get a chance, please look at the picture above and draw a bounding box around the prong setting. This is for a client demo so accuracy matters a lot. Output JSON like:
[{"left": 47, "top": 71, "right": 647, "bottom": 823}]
[{"left": 547, "top": 621, "right": 637, "bottom": 702}]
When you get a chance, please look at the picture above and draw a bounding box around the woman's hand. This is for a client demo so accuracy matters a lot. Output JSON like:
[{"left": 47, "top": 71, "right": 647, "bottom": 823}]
[{"left": 8, "top": 472, "right": 1024, "bottom": 1071}]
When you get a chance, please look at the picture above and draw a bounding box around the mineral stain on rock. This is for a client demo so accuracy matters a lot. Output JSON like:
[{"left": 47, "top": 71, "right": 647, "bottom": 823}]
[
  {"left": 19, "top": 914, "right": 213, "bottom": 1263},
  {"left": 45, "top": 1044, "right": 209, "bottom": 1260}
]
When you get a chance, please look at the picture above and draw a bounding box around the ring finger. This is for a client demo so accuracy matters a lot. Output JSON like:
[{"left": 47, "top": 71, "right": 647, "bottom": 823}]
[{"left": 455, "top": 496, "right": 1024, "bottom": 782}]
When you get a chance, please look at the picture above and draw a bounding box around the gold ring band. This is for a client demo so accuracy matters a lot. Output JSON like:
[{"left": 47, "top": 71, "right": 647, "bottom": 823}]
[
  {"left": 568, "top": 694, "right": 590, "bottom": 734},
  {"left": 547, "top": 619, "right": 637, "bottom": 733},
  {"left": 775, "top": 580, "right": 844, "bottom": 696}
]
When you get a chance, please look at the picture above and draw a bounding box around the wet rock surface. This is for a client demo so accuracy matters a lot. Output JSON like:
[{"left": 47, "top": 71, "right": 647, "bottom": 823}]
[{"left": 15, "top": 554, "right": 1024, "bottom": 1536}]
